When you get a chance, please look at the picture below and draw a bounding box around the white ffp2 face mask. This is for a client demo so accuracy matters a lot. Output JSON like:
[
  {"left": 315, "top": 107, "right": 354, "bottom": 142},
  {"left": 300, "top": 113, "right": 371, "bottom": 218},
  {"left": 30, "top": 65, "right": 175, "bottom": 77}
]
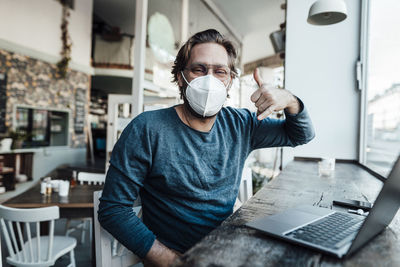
[{"left": 181, "top": 72, "right": 228, "bottom": 117}]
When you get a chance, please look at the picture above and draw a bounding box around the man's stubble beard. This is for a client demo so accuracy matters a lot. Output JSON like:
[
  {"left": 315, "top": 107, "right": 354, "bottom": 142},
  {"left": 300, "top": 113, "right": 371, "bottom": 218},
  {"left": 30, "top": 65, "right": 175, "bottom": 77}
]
[{"left": 182, "top": 94, "right": 218, "bottom": 120}]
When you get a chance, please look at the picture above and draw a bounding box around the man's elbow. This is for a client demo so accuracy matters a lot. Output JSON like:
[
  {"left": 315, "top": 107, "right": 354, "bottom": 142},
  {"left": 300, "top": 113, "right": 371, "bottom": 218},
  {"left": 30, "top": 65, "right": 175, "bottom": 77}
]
[
  {"left": 97, "top": 200, "right": 116, "bottom": 230},
  {"left": 290, "top": 129, "right": 316, "bottom": 147},
  {"left": 302, "top": 129, "right": 316, "bottom": 144},
  {"left": 97, "top": 209, "right": 107, "bottom": 228}
]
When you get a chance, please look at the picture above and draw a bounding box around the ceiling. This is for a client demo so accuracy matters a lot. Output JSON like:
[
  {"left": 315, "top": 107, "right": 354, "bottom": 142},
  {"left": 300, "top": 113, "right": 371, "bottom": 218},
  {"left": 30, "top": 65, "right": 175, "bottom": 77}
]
[
  {"left": 93, "top": 0, "right": 286, "bottom": 39},
  {"left": 212, "top": 0, "right": 285, "bottom": 36}
]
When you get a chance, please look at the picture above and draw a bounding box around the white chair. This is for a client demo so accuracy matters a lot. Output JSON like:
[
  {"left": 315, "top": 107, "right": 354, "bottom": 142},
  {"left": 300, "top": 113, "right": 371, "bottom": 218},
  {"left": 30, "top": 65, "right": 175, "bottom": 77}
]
[
  {"left": 65, "top": 172, "right": 106, "bottom": 245},
  {"left": 0, "top": 205, "right": 76, "bottom": 267},
  {"left": 77, "top": 172, "right": 106, "bottom": 186},
  {"left": 93, "top": 190, "right": 142, "bottom": 267}
]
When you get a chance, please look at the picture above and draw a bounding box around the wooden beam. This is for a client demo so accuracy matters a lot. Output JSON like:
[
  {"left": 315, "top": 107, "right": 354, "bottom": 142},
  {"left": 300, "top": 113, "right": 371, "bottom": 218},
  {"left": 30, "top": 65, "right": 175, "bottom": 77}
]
[
  {"left": 132, "top": 0, "right": 148, "bottom": 118},
  {"left": 243, "top": 54, "right": 284, "bottom": 76},
  {"left": 181, "top": 0, "right": 189, "bottom": 45}
]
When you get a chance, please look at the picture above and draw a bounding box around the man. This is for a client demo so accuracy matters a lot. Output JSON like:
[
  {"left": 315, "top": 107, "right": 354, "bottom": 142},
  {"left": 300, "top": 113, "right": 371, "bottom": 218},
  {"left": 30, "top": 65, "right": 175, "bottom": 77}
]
[{"left": 98, "top": 29, "right": 315, "bottom": 267}]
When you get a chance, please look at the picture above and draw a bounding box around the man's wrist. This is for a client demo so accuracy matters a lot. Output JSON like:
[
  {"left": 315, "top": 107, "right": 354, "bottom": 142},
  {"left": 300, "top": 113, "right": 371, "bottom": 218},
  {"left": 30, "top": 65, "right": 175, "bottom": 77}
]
[
  {"left": 285, "top": 94, "right": 300, "bottom": 115},
  {"left": 144, "top": 239, "right": 179, "bottom": 267}
]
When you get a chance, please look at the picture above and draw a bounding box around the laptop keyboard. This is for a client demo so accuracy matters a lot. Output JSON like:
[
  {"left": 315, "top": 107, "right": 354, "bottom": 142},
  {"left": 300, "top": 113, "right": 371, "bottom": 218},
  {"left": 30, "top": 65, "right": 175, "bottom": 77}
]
[{"left": 285, "top": 212, "right": 364, "bottom": 249}]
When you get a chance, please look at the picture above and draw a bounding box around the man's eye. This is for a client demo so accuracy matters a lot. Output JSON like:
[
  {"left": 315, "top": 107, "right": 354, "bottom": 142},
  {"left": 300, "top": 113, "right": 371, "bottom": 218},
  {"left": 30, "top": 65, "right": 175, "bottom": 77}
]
[
  {"left": 215, "top": 69, "right": 228, "bottom": 75},
  {"left": 192, "top": 67, "right": 206, "bottom": 73}
]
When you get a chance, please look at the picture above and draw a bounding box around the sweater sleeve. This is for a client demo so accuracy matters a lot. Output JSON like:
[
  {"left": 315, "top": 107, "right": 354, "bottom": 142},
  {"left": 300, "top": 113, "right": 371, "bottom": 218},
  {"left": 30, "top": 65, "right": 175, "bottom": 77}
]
[
  {"left": 98, "top": 116, "right": 156, "bottom": 258},
  {"left": 250, "top": 98, "right": 315, "bottom": 150}
]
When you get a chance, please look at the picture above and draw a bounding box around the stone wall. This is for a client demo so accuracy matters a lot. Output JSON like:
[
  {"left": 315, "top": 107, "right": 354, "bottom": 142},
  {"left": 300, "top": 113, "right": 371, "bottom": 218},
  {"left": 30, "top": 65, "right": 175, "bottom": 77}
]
[{"left": 0, "top": 49, "right": 89, "bottom": 148}]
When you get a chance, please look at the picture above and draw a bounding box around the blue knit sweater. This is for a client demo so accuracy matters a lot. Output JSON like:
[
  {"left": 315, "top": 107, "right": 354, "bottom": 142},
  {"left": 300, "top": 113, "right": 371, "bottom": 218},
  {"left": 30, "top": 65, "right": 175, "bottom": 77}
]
[{"left": 98, "top": 102, "right": 315, "bottom": 258}]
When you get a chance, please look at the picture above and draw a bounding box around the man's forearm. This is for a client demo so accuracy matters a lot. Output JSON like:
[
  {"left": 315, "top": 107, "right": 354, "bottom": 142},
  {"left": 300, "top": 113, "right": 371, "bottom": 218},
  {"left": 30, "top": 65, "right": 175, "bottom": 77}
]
[
  {"left": 99, "top": 165, "right": 157, "bottom": 258},
  {"left": 144, "top": 239, "right": 180, "bottom": 267},
  {"left": 284, "top": 98, "right": 315, "bottom": 146}
]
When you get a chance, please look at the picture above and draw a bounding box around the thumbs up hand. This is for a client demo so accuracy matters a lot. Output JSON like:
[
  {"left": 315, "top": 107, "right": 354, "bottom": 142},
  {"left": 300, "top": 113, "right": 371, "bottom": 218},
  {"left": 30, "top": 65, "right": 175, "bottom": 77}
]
[{"left": 250, "top": 68, "right": 300, "bottom": 120}]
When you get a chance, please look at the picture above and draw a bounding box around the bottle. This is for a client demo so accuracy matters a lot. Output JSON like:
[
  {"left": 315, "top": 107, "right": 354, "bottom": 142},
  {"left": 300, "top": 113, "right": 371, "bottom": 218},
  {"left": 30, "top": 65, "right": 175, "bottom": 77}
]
[
  {"left": 70, "top": 170, "right": 77, "bottom": 188},
  {"left": 46, "top": 181, "right": 52, "bottom": 195}
]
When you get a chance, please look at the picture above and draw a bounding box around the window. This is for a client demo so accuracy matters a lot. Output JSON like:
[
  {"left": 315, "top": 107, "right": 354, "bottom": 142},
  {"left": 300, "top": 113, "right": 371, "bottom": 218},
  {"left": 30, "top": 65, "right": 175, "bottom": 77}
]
[
  {"left": 361, "top": 0, "right": 400, "bottom": 176},
  {"left": 14, "top": 107, "right": 69, "bottom": 148}
]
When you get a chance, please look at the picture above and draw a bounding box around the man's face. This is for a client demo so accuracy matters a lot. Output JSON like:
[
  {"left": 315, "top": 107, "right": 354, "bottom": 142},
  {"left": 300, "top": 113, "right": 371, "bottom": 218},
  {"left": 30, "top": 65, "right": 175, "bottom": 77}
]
[{"left": 178, "top": 42, "right": 232, "bottom": 89}]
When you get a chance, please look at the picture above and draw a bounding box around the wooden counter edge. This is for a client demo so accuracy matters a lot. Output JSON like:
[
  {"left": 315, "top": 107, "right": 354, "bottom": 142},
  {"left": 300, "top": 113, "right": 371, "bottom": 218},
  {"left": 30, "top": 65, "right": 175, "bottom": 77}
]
[{"left": 3, "top": 203, "right": 94, "bottom": 208}]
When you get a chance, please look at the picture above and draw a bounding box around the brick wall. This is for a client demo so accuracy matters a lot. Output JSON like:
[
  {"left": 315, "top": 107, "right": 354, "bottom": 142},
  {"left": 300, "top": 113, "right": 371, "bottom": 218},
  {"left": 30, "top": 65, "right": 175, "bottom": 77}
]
[{"left": 0, "top": 49, "right": 90, "bottom": 148}]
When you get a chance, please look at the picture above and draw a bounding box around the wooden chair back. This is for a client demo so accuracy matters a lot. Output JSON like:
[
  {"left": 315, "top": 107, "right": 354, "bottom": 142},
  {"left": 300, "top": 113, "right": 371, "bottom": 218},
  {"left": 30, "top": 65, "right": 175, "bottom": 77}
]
[{"left": 93, "top": 190, "right": 142, "bottom": 267}]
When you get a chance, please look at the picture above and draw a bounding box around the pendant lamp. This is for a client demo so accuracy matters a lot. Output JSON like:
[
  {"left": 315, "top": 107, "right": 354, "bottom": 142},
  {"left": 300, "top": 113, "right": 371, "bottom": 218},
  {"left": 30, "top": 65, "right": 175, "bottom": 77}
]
[{"left": 308, "top": 0, "right": 347, "bottom": 25}]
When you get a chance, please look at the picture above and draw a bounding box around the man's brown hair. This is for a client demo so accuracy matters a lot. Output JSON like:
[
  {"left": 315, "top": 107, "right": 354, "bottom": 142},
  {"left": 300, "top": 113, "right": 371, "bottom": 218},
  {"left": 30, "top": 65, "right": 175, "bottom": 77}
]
[{"left": 171, "top": 29, "right": 238, "bottom": 99}]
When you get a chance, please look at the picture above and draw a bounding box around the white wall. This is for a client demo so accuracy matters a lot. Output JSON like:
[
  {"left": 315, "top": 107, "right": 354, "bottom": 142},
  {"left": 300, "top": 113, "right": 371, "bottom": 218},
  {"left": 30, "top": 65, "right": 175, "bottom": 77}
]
[
  {"left": 241, "top": 15, "right": 285, "bottom": 64},
  {"left": 32, "top": 147, "right": 86, "bottom": 180},
  {"left": 0, "top": 0, "right": 93, "bottom": 68},
  {"left": 188, "top": 0, "right": 238, "bottom": 47},
  {"left": 285, "top": 0, "right": 361, "bottom": 160}
]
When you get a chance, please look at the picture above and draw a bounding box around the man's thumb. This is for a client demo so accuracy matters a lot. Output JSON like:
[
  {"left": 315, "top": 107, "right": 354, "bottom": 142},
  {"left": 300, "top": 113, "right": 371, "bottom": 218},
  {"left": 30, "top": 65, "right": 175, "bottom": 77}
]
[{"left": 253, "top": 68, "right": 264, "bottom": 87}]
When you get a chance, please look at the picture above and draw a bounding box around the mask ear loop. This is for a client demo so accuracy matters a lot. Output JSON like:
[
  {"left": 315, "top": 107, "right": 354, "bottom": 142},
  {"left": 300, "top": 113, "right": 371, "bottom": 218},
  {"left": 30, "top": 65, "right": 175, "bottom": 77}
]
[
  {"left": 181, "top": 71, "right": 190, "bottom": 99},
  {"left": 223, "top": 75, "right": 233, "bottom": 98},
  {"left": 226, "top": 70, "right": 238, "bottom": 98},
  {"left": 181, "top": 71, "right": 190, "bottom": 85}
]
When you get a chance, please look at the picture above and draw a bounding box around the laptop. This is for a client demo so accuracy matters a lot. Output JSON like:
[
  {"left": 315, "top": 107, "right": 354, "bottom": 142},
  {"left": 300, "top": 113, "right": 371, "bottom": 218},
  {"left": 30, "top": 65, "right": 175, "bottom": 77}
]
[{"left": 246, "top": 156, "right": 400, "bottom": 258}]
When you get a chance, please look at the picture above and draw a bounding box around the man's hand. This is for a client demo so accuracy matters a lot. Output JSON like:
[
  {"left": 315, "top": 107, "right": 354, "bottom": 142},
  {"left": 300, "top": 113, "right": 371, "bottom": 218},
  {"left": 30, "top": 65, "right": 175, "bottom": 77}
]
[
  {"left": 144, "top": 239, "right": 181, "bottom": 267},
  {"left": 250, "top": 68, "right": 300, "bottom": 120}
]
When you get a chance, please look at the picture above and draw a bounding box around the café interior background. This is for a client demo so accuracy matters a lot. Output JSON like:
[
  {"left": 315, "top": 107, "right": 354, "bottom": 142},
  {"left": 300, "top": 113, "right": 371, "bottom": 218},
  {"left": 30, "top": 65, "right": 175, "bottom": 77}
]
[
  {"left": 0, "top": 0, "right": 399, "bottom": 265},
  {"left": 0, "top": 0, "right": 399, "bottom": 257}
]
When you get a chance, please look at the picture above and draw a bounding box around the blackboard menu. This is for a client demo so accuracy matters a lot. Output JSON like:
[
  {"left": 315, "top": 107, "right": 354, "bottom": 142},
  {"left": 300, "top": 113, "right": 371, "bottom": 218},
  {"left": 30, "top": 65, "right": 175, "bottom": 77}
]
[
  {"left": 0, "top": 73, "right": 7, "bottom": 133},
  {"left": 74, "top": 88, "right": 85, "bottom": 134}
]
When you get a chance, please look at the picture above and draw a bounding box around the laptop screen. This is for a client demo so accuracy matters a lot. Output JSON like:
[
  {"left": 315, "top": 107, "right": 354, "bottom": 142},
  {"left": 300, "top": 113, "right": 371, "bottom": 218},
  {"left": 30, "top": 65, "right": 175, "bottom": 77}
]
[{"left": 348, "top": 156, "right": 400, "bottom": 255}]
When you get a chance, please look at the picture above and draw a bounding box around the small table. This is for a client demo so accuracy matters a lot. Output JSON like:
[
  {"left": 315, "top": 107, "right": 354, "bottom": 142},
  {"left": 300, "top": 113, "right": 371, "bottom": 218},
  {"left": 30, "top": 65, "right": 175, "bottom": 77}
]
[
  {"left": 4, "top": 182, "right": 103, "bottom": 266},
  {"left": 4, "top": 182, "right": 103, "bottom": 218},
  {"left": 175, "top": 160, "right": 400, "bottom": 266}
]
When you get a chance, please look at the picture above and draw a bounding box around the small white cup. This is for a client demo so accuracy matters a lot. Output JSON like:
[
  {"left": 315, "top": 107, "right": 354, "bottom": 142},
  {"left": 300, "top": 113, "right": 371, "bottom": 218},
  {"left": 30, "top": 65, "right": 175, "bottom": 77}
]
[
  {"left": 40, "top": 182, "right": 47, "bottom": 194},
  {"left": 318, "top": 158, "right": 335, "bottom": 177},
  {"left": 58, "top": 181, "right": 70, "bottom": 197},
  {"left": 51, "top": 180, "right": 60, "bottom": 192}
]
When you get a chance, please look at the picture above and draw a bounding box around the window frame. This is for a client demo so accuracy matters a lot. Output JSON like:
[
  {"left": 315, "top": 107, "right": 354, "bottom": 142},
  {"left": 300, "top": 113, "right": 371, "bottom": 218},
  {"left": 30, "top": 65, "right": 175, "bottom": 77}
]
[
  {"left": 12, "top": 105, "right": 71, "bottom": 149},
  {"left": 358, "top": 0, "right": 370, "bottom": 165}
]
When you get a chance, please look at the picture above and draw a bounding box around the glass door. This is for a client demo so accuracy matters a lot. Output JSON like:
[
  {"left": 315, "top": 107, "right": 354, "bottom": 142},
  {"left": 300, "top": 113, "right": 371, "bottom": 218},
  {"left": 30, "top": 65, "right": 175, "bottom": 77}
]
[
  {"left": 106, "top": 94, "right": 135, "bottom": 171},
  {"left": 360, "top": 0, "right": 400, "bottom": 176}
]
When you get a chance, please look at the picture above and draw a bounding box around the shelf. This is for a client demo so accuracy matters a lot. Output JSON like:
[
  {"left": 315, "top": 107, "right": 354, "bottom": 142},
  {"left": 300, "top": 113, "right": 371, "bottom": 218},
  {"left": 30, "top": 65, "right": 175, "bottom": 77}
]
[
  {"left": 92, "top": 67, "right": 179, "bottom": 99},
  {"left": 90, "top": 109, "right": 106, "bottom": 115},
  {"left": 93, "top": 67, "right": 154, "bottom": 80},
  {"left": 143, "top": 80, "right": 178, "bottom": 98}
]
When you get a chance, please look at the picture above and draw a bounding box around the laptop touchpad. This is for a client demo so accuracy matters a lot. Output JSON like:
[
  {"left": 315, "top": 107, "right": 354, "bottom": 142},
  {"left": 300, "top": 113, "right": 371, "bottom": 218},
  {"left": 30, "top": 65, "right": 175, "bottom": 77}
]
[
  {"left": 248, "top": 209, "right": 324, "bottom": 234},
  {"left": 273, "top": 210, "right": 321, "bottom": 227}
]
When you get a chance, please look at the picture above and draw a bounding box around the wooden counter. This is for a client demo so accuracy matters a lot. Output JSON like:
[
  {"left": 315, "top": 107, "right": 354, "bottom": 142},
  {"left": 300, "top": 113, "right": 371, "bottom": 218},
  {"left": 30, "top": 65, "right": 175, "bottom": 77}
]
[
  {"left": 0, "top": 166, "right": 14, "bottom": 191},
  {"left": 175, "top": 160, "right": 400, "bottom": 266},
  {"left": 0, "top": 151, "right": 34, "bottom": 190},
  {"left": 0, "top": 151, "right": 33, "bottom": 178}
]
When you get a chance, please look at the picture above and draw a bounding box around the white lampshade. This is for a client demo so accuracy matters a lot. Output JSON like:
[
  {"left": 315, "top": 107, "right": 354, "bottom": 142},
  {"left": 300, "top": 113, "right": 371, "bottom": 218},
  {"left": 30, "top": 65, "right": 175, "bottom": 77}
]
[{"left": 308, "top": 0, "right": 347, "bottom": 25}]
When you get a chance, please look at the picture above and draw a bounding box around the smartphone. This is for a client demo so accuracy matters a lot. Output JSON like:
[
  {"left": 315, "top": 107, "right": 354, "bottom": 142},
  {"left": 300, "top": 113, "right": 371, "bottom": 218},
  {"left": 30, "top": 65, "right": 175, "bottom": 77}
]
[{"left": 332, "top": 199, "right": 373, "bottom": 211}]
